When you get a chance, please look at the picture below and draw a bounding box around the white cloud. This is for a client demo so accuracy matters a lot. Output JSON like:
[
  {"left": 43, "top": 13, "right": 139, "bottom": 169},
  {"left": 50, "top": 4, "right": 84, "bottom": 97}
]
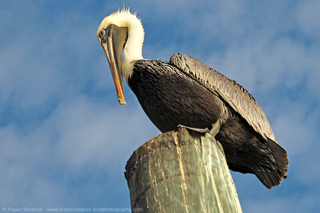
[
  {"left": 274, "top": 102, "right": 318, "bottom": 150},
  {"left": 297, "top": 0, "right": 320, "bottom": 38},
  {"left": 0, "top": 44, "right": 65, "bottom": 107},
  {"left": 1, "top": 0, "right": 320, "bottom": 211},
  {"left": 0, "top": 95, "right": 158, "bottom": 206},
  {"left": 49, "top": 96, "right": 158, "bottom": 170},
  {"left": 204, "top": 26, "right": 318, "bottom": 97},
  {"left": 243, "top": 194, "right": 320, "bottom": 213}
]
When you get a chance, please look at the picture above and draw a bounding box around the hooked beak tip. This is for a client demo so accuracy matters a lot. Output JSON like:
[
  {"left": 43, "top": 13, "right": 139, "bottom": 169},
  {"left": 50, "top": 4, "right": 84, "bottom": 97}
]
[{"left": 119, "top": 99, "right": 127, "bottom": 105}]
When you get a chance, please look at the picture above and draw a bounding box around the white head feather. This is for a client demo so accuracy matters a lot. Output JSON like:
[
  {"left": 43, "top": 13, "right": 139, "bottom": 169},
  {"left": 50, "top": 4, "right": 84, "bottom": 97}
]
[{"left": 97, "top": 9, "right": 145, "bottom": 80}]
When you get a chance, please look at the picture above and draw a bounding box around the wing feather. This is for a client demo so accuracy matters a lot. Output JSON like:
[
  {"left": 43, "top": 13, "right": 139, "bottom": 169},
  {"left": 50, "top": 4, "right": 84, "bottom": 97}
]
[{"left": 169, "top": 53, "right": 277, "bottom": 143}]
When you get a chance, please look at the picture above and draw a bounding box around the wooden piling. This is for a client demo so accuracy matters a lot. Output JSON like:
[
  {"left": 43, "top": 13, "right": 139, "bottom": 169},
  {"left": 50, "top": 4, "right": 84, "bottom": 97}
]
[{"left": 125, "top": 128, "right": 242, "bottom": 213}]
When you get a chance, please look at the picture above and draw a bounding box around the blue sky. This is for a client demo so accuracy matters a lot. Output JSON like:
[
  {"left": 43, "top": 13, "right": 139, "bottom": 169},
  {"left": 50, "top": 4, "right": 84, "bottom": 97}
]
[{"left": 1, "top": 0, "right": 320, "bottom": 212}]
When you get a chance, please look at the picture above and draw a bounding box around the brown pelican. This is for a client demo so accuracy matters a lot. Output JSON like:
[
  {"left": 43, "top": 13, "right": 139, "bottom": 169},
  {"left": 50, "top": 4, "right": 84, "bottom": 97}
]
[{"left": 97, "top": 9, "right": 288, "bottom": 189}]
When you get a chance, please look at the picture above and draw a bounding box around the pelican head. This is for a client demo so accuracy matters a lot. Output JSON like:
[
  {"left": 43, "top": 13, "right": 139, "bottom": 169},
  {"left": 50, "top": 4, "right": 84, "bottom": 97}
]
[{"left": 97, "top": 9, "right": 145, "bottom": 105}]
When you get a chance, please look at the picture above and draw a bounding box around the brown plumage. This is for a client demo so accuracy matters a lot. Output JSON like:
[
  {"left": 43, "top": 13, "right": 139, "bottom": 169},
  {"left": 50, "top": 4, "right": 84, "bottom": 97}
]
[
  {"left": 97, "top": 10, "right": 289, "bottom": 189},
  {"left": 128, "top": 53, "right": 288, "bottom": 189}
]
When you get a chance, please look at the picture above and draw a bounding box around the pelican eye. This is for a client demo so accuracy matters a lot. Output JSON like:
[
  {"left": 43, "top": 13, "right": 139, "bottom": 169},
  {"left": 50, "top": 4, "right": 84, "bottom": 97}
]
[{"left": 99, "top": 30, "right": 106, "bottom": 38}]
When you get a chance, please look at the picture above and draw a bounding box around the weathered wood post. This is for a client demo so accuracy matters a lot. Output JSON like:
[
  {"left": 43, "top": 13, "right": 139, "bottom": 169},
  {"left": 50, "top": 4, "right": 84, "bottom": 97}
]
[{"left": 125, "top": 128, "right": 242, "bottom": 213}]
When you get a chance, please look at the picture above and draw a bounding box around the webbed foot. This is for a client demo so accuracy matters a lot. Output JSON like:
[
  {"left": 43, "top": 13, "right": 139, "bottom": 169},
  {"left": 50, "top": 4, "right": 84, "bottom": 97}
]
[
  {"left": 209, "top": 119, "right": 222, "bottom": 138},
  {"left": 178, "top": 119, "right": 222, "bottom": 137},
  {"left": 177, "top": 124, "right": 210, "bottom": 134}
]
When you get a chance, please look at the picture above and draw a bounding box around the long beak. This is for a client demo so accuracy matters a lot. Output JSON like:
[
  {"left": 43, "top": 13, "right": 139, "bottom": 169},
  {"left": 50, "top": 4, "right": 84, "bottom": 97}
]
[{"left": 101, "top": 25, "right": 128, "bottom": 105}]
